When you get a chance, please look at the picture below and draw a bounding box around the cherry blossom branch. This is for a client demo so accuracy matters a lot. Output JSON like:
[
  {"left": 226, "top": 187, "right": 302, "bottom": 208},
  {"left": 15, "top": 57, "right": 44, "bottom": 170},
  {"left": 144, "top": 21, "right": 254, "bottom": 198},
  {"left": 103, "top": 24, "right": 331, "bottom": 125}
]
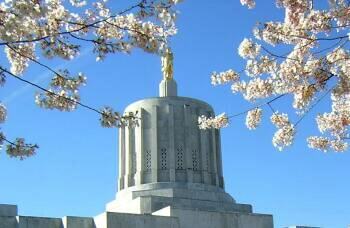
[
  {"left": 307, "top": 35, "right": 349, "bottom": 41},
  {"left": 0, "top": 66, "right": 128, "bottom": 118},
  {"left": 266, "top": 28, "right": 349, "bottom": 43},
  {"left": 5, "top": 43, "right": 138, "bottom": 126},
  {"left": 0, "top": 1, "right": 149, "bottom": 46},
  {"left": 68, "top": 33, "right": 122, "bottom": 50},
  {"left": 261, "top": 45, "right": 299, "bottom": 61},
  {"left": 261, "top": 43, "right": 350, "bottom": 66},
  {"left": 0, "top": 134, "right": 36, "bottom": 149},
  {"left": 6, "top": 44, "right": 70, "bottom": 80},
  {"left": 0, "top": 66, "right": 90, "bottom": 109},
  {"left": 227, "top": 94, "right": 285, "bottom": 119},
  {"left": 0, "top": 133, "right": 38, "bottom": 159},
  {"left": 313, "top": 38, "right": 348, "bottom": 55},
  {"left": 294, "top": 87, "right": 333, "bottom": 127},
  {"left": 0, "top": 66, "right": 140, "bottom": 127},
  {"left": 215, "top": 37, "right": 326, "bottom": 81},
  {"left": 65, "top": 18, "right": 166, "bottom": 44}
]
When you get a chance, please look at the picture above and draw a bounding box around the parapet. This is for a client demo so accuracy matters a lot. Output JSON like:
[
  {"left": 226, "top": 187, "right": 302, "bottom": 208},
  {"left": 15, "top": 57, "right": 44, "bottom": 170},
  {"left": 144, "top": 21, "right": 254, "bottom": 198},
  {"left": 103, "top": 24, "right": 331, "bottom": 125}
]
[{"left": 0, "top": 204, "right": 179, "bottom": 228}]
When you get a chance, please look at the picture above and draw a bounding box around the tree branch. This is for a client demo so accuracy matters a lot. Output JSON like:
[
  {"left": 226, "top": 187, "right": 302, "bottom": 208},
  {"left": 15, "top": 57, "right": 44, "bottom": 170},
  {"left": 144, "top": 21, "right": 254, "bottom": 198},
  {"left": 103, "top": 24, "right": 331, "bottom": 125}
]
[
  {"left": 0, "top": 66, "right": 137, "bottom": 123},
  {"left": 6, "top": 44, "right": 70, "bottom": 80},
  {"left": 0, "top": 0, "right": 148, "bottom": 46},
  {"left": 228, "top": 94, "right": 285, "bottom": 119},
  {"left": 0, "top": 66, "right": 103, "bottom": 115}
]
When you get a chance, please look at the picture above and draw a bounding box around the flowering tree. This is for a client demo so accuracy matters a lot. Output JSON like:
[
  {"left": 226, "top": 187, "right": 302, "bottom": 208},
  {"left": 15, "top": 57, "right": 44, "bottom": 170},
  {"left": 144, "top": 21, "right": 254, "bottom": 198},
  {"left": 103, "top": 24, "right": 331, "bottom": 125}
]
[
  {"left": 199, "top": 0, "right": 350, "bottom": 152},
  {"left": 0, "top": 0, "right": 180, "bottom": 159}
]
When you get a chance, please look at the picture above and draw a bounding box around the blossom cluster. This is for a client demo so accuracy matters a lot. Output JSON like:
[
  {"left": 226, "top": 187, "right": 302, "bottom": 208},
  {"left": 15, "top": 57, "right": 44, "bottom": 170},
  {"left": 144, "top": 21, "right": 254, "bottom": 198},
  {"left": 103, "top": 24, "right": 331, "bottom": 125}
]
[
  {"left": 198, "top": 113, "right": 229, "bottom": 130},
  {"left": 307, "top": 136, "right": 348, "bottom": 152},
  {"left": 238, "top": 38, "right": 261, "bottom": 59},
  {"left": 245, "top": 56, "right": 277, "bottom": 77},
  {"left": 0, "top": 104, "right": 6, "bottom": 123},
  {"left": 6, "top": 138, "right": 38, "bottom": 160},
  {"left": 207, "top": 0, "right": 350, "bottom": 152},
  {"left": 240, "top": 0, "right": 255, "bottom": 9},
  {"left": 35, "top": 71, "right": 86, "bottom": 111},
  {"left": 245, "top": 108, "right": 262, "bottom": 130},
  {"left": 100, "top": 107, "right": 139, "bottom": 128},
  {"left": 232, "top": 78, "right": 273, "bottom": 101},
  {"left": 271, "top": 113, "right": 295, "bottom": 151},
  {"left": 100, "top": 107, "right": 122, "bottom": 128},
  {"left": 292, "top": 85, "right": 316, "bottom": 110},
  {"left": 211, "top": 69, "right": 239, "bottom": 85}
]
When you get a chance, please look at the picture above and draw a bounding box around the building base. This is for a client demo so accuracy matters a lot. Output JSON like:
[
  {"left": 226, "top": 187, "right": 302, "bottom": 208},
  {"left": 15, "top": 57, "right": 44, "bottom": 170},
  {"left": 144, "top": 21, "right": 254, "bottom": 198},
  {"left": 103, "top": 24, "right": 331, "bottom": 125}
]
[
  {"left": 105, "top": 182, "right": 273, "bottom": 228},
  {"left": 0, "top": 201, "right": 273, "bottom": 228}
]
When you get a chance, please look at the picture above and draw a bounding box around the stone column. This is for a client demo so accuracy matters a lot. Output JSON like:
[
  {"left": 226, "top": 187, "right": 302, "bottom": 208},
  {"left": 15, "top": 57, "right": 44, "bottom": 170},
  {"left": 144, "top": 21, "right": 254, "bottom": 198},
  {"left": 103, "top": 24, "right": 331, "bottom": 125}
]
[
  {"left": 124, "top": 125, "right": 134, "bottom": 187},
  {"left": 118, "top": 126, "right": 125, "bottom": 191},
  {"left": 184, "top": 104, "right": 193, "bottom": 183},
  {"left": 151, "top": 105, "right": 158, "bottom": 182},
  {"left": 216, "top": 130, "right": 224, "bottom": 188},
  {"left": 168, "top": 104, "right": 176, "bottom": 182},
  {"left": 135, "top": 108, "right": 144, "bottom": 185},
  {"left": 210, "top": 128, "right": 220, "bottom": 186},
  {"left": 199, "top": 121, "right": 211, "bottom": 185}
]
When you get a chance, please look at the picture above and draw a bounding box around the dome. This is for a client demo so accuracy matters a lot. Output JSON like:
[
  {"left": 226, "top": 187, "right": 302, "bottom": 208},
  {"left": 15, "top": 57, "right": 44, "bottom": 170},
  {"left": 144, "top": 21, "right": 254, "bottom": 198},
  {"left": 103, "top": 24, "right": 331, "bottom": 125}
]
[{"left": 118, "top": 95, "right": 224, "bottom": 191}]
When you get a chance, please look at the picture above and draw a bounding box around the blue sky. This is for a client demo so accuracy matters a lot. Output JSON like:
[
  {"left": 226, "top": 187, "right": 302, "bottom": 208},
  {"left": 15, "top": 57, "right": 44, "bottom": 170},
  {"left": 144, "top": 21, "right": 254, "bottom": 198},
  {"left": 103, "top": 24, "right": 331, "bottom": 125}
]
[{"left": 0, "top": 1, "right": 349, "bottom": 227}]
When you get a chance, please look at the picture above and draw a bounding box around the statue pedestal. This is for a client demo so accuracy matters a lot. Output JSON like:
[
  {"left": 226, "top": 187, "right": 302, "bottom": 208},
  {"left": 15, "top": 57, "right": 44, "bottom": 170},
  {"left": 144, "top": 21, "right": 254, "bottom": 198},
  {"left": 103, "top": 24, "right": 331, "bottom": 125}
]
[{"left": 159, "top": 79, "right": 177, "bottom": 97}]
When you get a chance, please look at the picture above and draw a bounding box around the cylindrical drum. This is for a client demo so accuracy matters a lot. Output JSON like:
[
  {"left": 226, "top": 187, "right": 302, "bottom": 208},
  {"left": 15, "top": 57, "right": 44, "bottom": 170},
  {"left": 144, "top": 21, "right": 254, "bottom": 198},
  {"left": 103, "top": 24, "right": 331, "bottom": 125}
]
[{"left": 117, "top": 96, "right": 224, "bottom": 191}]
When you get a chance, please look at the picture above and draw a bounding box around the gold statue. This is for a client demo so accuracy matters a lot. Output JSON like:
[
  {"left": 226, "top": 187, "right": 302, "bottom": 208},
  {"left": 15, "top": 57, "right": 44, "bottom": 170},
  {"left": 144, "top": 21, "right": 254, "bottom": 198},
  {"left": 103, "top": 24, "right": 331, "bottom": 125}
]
[{"left": 161, "top": 48, "right": 174, "bottom": 80}]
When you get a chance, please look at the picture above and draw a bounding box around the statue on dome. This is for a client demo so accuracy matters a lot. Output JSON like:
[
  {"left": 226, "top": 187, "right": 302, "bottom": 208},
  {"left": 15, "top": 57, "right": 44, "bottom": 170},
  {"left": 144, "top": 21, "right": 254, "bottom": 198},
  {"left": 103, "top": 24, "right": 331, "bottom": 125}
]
[{"left": 161, "top": 48, "right": 174, "bottom": 80}]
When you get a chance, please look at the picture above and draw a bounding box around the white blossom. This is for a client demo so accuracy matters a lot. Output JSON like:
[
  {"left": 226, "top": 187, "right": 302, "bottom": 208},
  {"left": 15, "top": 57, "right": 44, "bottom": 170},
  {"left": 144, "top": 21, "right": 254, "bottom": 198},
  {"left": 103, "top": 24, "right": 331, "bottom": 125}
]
[
  {"left": 270, "top": 112, "right": 295, "bottom": 150},
  {"left": 240, "top": 0, "right": 256, "bottom": 9},
  {"left": 231, "top": 81, "right": 247, "bottom": 94},
  {"left": 307, "top": 136, "right": 348, "bottom": 153},
  {"left": 307, "top": 136, "right": 330, "bottom": 152},
  {"left": 271, "top": 112, "right": 290, "bottom": 128},
  {"left": 330, "top": 140, "right": 348, "bottom": 152},
  {"left": 243, "top": 78, "right": 273, "bottom": 101},
  {"left": 35, "top": 71, "right": 86, "bottom": 111},
  {"left": 69, "top": 0, "right": 87, "bottom": 7},
  {"left": 5, "top": 44, "right": 35, "bottom": 75},
  {"left": 0, "top": 132, "right": 4, "bottom": 149},
  {"left": 316, "top": 112, "right": 349, "bottom": 136},
  {"left": 198, "top": 113, "right": 229, "bottom": 130},
  {"left": 0, "top": 104, "right": 6, "bottom": 123},
  {"left": 211, "top": 70, "right": 239, "bottom": 85},
  {"left": 238, "top": 38, "right": 261, "bottom": 59},
  {"left": 100, "top": 107, "right": 122, "bottom": 128},
  {"left": 245, "top": 108, "right": 262, "bottom": 130},
  {"left": 272, "top": 124, "right": 295, "bottom": 151},
  {"left": 331, "top": 92, "right": 350, "bottom": 113},
  {"left": 292, "top": 85, "right": 316, "bottom": 110},
  {"left": 245, "top": 56, "right": 277, "bottom": 77},
  {"left": 6, "top": 138, "right": 38, "bottom": 160}
]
